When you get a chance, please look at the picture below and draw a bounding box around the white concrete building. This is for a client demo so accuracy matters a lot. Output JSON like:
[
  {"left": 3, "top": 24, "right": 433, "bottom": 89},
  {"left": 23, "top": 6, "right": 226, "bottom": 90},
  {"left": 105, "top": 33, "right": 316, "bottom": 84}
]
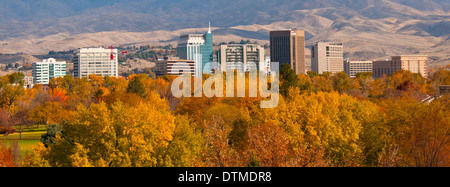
[
  {"left": 72, "top": 47, "right": 118, "bottom": 78},
  {"left": 311, "top": 42, "right": 344, "bottom": 74},
  {"left": 344, "top": 60, "right": 373, "bottom": 78},
  {"left": 217, "top": 44, "right": 265, "bottom": 72},
  {"left": 32, "top": 58, "right": 66, "bottom": 85}
]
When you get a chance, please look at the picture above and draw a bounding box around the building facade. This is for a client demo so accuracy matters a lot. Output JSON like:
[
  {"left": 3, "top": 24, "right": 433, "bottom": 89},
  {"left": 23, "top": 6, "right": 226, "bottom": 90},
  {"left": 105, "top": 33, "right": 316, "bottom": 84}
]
[
  {"left": 72, "top": 47, "right": 119, "bottom": 78},
  {"left": 24, "top": 76, "right": 34, "bottom": 89},
  {"left": 311, "top": 42, "right": 344, "bottom": 74},
  {"left": 392, "top": 55, "right": 428, "bottom": 78},
  {"left": 270, "top": 30, "right": 306, "bottom": 75},
  {"left": 264, "top": 56, "right": 271, "bottom": 74},
  {"left": 154, "top": 57, "right": 195, "bottom": 76},
  {"left": 32, "top": 58, "right": 66, "bottom": 85},
  {"left": 176, "top": 24, "right": 213, "bottom": 77},
  {"left": 373, "top": 55, "right": 428, "bottom": 78},
  {"left": 344, "top": 60, "right": 373, "bottom": 78},
  {"left": 217, "top": 44, "right": 265, "bottom": 72}
]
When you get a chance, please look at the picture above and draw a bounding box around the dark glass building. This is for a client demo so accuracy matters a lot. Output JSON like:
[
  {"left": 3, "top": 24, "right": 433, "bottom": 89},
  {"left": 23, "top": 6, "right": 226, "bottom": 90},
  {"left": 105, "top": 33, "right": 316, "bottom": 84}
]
[{"left": 270, "top": 30, "right": 306, "bottom": 75}]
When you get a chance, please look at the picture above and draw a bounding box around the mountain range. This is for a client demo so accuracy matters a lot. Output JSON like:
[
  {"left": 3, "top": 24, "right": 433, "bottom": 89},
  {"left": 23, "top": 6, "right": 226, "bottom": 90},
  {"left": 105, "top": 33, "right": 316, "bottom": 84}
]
[{"left": 0, "top": 0, "right": 449, "bottom": 67}]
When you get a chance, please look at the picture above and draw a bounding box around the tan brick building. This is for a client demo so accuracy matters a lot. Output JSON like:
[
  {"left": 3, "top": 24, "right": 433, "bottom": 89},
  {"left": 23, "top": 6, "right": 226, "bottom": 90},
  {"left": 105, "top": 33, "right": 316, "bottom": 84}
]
[{"left": 373, "top": 55, "right": 428, "bottom": 78}]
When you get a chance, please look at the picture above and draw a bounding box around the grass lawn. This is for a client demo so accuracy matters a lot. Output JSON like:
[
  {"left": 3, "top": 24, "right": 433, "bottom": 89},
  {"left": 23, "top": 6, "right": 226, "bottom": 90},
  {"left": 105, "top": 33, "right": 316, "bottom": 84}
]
[{"left": 1, "top": 126, "right": 47, "bottom": 157}]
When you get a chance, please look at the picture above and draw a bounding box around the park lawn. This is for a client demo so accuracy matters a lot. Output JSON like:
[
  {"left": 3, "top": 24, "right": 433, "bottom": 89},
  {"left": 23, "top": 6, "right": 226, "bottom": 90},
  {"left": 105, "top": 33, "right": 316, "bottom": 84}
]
[{"left": 1, "top": 126, "right": 47, "bottom": 156}]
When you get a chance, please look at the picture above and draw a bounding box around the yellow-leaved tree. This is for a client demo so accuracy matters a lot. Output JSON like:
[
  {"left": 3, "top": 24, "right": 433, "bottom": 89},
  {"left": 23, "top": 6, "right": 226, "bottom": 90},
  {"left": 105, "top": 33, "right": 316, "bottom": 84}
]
[
  {"left": 275, "top": 89, "right": 366, "bottom": 166},
  {"left": 23, "top": 92, "right": 176, "bottom": 167}
]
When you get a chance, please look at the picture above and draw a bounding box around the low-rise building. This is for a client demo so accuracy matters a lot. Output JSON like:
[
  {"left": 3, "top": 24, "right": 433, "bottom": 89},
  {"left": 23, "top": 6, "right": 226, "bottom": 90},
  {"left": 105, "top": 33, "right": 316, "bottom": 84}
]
[
  {"left": 344, "top": 60, "right": 373, "bottom": 78},
  {"left": 155, "top": 57, "right": 195, "bottom": 76},
  {"left": 373, "top": 55, "right": 428, "bottom": 78},
  {"left": 24, "top": 76, "right": 34, "bottom": 89}
]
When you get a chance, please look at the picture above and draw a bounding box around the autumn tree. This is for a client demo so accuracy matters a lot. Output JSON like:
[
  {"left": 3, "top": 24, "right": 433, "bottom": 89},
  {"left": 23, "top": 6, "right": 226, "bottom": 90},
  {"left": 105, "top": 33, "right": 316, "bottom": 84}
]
[
  {"left": 202, "top": 114, "right": 241, "bottom": 167},
  {"left": 104, "top": 76, "right": 128, "bottom": 93},
  {"left": 245, "top": 122, "right": 290, "bottom": 167},
  {"left": 0, "top": 109, "right": 13, "bottom": 134},
  {"left": 310, "top": 74, "right": 333, "bottom": 93},
  {"left": 297, "top": 74, "right": 314, "bottom": 93},
  {"left": 0, "top": 142, "right": 16, "bottom": 167},
  {"left": 155, "top": 115, "right": 203, "bottom": 167},
  {"left": 429, "top": 69, "right": 450, "bottom": 94},
  {"left": 355, "top": 72, "right": 374, "bottom": 98},
  {"left": 389, "top": 98, "right": 450, "bottom": 167},
  {"left": 23, "top": 91, "right": 176, "bottom": 167},
  {"left": 384, "top": 70, "right": 430, "bottom": 100},
  {"left": 30, "top": 101, "right": 67, "bottom": 127},
  {"left": 0, "top": 82, "right": 25, "bottom": 108},
  {"left": 331, "top": 71, "right": 354, "bottom": 94},
  {"left": 276, "top": 90, "right": 365, "bottom": 166},
  {"left": 11, "top": 103, "right": 35, "bottom": 139}
]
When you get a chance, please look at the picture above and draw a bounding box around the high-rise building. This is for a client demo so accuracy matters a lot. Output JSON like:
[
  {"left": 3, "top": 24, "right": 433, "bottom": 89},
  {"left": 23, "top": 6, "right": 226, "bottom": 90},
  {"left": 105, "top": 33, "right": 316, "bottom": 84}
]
[
  {"left": 154, "top": 57, "right": 195, "bottom": 76},
  {"left": 217, "top": 44, "right": 265, "bottom": 72},
  {"left": 32, "top": 58, "right": 66, "bottom": 85},
  {"left": 177, "top": 23, "right": 213, "bottom": 77},
  {"left": 311, "top": 42, "right": 344, "bottom": 74},
  {"left": 72, "top": 47, "right": 118, "bottom": 78},
  {"left": 373, "top": 55, "right": 428, "bottom": 78},
  {"left": 270, "top": 30, "right": 306, "bottom": 75},
  {"left": 344, "top": 60, "right": 373, "bottom": 78}
]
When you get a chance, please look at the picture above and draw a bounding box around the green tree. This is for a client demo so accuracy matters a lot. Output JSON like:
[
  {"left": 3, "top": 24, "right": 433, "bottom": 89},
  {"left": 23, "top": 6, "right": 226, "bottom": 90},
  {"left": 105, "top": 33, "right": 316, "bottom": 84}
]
[
  {"left": 280, "top": 63, "right": 300, "bottom": 98},
  {"left": 331, "top": 71, "right": 353, "bottom": 94},
  {"left": 355, "top": 72, "right": 374, "bottom": 97},
  {"left": 127, "top": 75, "right": 147, "bottom": 97},
  {"left": 40, "top": 124, "right": 63, "bottom": 147},
  {"left": 8, "top": 72, "right": 25, "bottom": 86}
]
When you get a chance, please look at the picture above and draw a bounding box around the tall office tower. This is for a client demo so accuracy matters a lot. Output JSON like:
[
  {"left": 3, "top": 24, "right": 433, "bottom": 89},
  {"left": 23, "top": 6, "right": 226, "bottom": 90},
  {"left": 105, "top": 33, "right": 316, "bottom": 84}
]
[
  {"left": 32, "top": 58, "right": 66, "bottom": 85},
  {"left": 311, "top": 42, "right": 344, "bottom": 74},
  {"left": 73, "top": 47, "right": 118, "bottom": 78},
  {"left": 270, "top": 30, "right": 306, "bottom": 75},
  {"left": 217, "top": 44, "right": 265, "bottom": 72},
  {"left": 177, "top": 23, "right": 214, "bottom": 77},
  {"left": 373, "top": 55, "right": 428, "bottom": 79},
  {"left": 344, "top": 60, "right": 373, "bottom": 78}
]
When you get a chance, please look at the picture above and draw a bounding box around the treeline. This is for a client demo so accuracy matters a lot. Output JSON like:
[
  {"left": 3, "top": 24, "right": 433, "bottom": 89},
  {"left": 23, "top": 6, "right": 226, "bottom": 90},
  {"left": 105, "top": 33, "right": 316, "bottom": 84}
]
[{"left": 0, "top": 66, "right": 449, "bottom": 167}]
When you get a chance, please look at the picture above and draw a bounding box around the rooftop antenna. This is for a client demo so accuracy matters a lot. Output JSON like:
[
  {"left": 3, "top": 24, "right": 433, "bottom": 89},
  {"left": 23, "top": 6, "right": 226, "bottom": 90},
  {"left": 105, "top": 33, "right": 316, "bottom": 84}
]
[{"left": 208, "top": 22, "right": 211, "bottom": 33}]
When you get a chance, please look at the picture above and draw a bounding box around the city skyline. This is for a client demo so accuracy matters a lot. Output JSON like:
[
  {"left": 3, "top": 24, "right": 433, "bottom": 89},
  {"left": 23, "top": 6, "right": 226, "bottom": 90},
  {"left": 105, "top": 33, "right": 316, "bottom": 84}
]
[{"left": 0, "top": 0, "right": 449, "bottom": 172}]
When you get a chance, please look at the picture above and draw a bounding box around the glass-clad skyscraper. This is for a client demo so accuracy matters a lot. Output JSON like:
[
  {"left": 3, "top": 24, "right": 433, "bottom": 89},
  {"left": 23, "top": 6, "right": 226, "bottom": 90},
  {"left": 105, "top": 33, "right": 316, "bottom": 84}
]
[{"left": 177, "top": 23, "right": 213, "bottom": 77}]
